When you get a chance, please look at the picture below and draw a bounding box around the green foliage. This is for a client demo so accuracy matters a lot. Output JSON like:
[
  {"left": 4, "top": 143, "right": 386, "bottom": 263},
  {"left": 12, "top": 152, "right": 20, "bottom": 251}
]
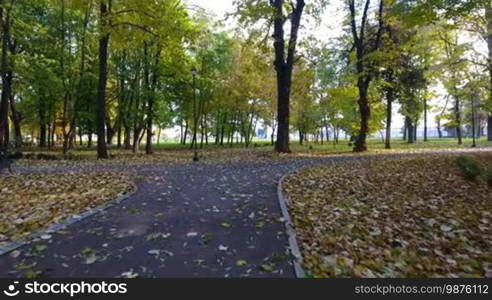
[
  {"left": 0, "top": 0, "right": 488, "bottom": 153},
  {"left": 456, "top": 156, "right": 481, "bottom": 181}
]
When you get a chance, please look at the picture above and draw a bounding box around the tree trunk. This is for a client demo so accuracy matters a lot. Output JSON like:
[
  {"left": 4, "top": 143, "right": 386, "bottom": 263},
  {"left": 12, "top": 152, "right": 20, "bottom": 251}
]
[
  {"left": 51, "top": 120, "right": 56, "bottom": 148},
  {"left": 183, "top": 120, "right": 188, "bottom": 145},
  {"left": 488, "top": 116, "right": 492, "bottom": 141},
  {"left": 437, "top": 118, "right": 442, "bottom": 138},
  {"left": 271, "top": 119, "right": 277, "bottom": 146},
  {"left": 3, "top": 115, "right": 8, "bottom": 146},
  {"left": 60, "top": 0, "right": 72, "bottom": 155},
  {"left": 9, "top": 95, "right": 21, "bottom": 147},
  {"left": 414, "top": 120, "right": 418, "bottom": 142},
  {"left": 199, "top": 115, "right": 205, "bottom": 149},
  {"left": 325, "top": 123, "right": 330, "bottom": 142},
  {"left": 106, "top": 116, "right": 115, "bottom": 145},
  {"left": 88, "top": 130, "right": 93, "bottom": 148},
  {"left": 424, "top": 98, "right": 428, "bottom": 141},
  {"left": 275, "top": 71, "right": 291, "bottom": 153},
  {"left": 385, "top": 86, "right": 393, "bottom": 149},
  {"left": 349, "top": 0, "right": 384, "bottom": 152},
  {"left": 132, "top": 126, "right": 141, "bottom": 154},
  {"left": 214, "top": 111, "right": 220, "bottom": 145},
  {"left": 487, "top": 4, "right": 492, "bottom": 141},
  {"left": 95, "top": 0, "right": 110, "bottom": 159},
  {"left": 355, "top": 80, "right": 370, "bottom": 151},
  {"left": 455, "top": 97, "right": 462, "bottom": 145},
  {"left": 220, "top": 113, "right": 226, "bottom": 146},
  {"left": 0, "top": 5, "right": 11, "bottom": 149},
  {"left": 145, "top": 101, "right": 153, "bottom": 154},
  {"left": 124, "top": 125, "right": 131, "bottom": 149},
  {"left": 272, "top": 0, "right": 305, "bottom": 153},
  {"left": 117, "top": 125, "right": 122, "bottom": 148},
  {"left": 407, "top": 117, "right": 414, "bottom": 144},
  {"left": 39, "top": 123, "right": 47, "bottom": 147},
  {"left": 146, "top": 47, "right": 160, "bottom": 155},
  {"left": 229, "top": 113, "right": 236, "bottom": 148},
  {"left": 78, "top": 129, "right": 83, "bottom": 146}
]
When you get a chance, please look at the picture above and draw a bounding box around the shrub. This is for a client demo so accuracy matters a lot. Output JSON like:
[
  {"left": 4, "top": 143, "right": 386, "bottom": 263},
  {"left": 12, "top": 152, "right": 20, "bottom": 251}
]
[{"left": 456, "top": 156, "right": 481, "bottom": 181}]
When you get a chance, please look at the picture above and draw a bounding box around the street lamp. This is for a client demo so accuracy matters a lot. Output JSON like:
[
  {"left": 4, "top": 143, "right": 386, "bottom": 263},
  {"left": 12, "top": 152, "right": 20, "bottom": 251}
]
[{"left": 191, "top": 67, "right": 199, "bottom": 161}]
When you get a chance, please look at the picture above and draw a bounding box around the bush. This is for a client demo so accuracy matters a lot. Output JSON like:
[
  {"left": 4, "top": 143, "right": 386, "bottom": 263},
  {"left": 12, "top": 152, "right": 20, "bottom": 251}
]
[{"left": 456, "top": 156, "right": 481, "bottom": 181}]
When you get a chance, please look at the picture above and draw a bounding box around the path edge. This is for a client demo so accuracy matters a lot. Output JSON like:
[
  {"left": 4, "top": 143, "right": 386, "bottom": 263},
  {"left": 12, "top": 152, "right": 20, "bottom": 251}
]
[
  {"left": 277, "top": 171, "right": 306, "bottom": 278},
  {"left": 0, "top": 183, "right": 138, "bottom": 257}
]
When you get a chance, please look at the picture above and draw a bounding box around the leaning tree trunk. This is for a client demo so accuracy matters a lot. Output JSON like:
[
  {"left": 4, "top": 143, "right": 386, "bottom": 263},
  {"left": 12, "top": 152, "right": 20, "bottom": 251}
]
[{"left": 95, "top": 0, "right": 110, "bottom": 159}]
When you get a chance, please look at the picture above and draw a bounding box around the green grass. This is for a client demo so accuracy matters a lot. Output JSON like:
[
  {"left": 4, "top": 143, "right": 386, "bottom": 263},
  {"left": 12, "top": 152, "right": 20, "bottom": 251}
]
[{"left": 14, "top": 137, "right": 492, "bottom": 164}]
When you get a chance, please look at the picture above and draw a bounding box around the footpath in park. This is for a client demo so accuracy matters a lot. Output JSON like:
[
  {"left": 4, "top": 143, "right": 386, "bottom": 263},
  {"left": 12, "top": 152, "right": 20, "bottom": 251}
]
[{"left": 0, "top": 149, "right": 489, "bottom": 278}]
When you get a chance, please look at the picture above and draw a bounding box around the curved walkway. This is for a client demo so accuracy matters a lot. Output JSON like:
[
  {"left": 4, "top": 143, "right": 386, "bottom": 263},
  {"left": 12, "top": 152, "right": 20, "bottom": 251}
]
[
  {"left": 0, "top": 149, "right": 490, "bottom": 278},
  {"left": 0, "top": 158, "right": 322, "bottom": 278}
]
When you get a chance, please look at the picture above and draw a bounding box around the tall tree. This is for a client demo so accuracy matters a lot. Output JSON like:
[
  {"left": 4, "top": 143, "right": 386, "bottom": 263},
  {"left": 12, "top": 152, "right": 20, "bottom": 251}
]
[
  {"left": 0, "top": 0, "right": 14, "bottom": 149},
  {"left": 95, "top": 0, "right": 110, "bottom": 159},
  {"left": 486, "top": 2, "right": 492, "bottom": 140},
  {"left": 271, "top": 0, "right": 305, "bottom": 153},
  {"left": 234, "top": 0, "right": 322, "bottom": 153},
  {"left": 348, "top": 0, "right": 385, "bottom": 152}
]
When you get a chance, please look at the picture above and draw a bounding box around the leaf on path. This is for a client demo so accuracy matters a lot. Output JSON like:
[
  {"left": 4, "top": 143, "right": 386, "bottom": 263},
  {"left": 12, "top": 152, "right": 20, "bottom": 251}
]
[
  {"left": 220, "top": 222, "right": 231, "bottom": 228},
  {"left": 121, "top": 270, "right": 139, "bottom": 278},
  {"left": 236, "top": 259, "right": 247, "bottom": 267},
  {"left": 260, "top": 264, "right": 274, "bottom": 273}
]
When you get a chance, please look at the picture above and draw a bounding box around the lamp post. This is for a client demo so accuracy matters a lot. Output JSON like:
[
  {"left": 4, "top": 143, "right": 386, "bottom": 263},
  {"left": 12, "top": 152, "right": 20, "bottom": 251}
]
[{"left": 191, "top": 67, "right": 199, "bottom": 161}]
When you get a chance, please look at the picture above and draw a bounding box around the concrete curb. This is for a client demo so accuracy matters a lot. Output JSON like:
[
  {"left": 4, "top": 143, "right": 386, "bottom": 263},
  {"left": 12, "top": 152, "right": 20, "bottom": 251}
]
[
  {"left": 277, "top": 171, "right": 306, "bottom": 278},
  {"left": 0, "top": 183, "right": 138, "bottom": 257}
]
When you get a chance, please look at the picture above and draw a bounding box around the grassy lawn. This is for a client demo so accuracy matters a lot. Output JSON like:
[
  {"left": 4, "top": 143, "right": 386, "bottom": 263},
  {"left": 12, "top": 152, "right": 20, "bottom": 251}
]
[
  {"left": 0, "top": 172, "right": 134, "bottom": 243},
  {"left": 10, "top": 138, "right": 492, "bottom": 166},
  {"left": 282, "top": 153, "right": 492, "bottom": 278},
  {"left": 290, "top": 138, "right": 492, "bottom": 153}
]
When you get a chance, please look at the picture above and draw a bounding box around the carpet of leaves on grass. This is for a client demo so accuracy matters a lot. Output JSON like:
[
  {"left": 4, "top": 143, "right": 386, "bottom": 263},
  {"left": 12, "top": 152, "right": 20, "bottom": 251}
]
[
  {"left": 283, "top": 154, "right": 492, "bottom": 278},
  {"left": 14, "top": 147, "right": 285, "bottom": 167},
  {"left": 0, "top": 171, "right": 134, "bottom": 242}
]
